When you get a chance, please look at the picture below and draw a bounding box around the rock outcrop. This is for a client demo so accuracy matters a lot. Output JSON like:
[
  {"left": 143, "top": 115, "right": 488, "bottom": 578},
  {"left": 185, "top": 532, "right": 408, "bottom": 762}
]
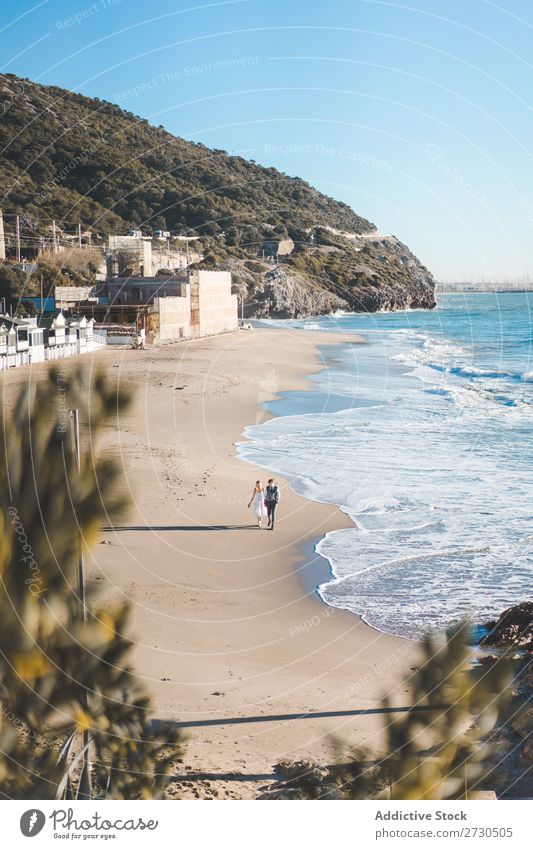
[
  {"left": 478, "top": 602, "right": 533, "bottom": 781},
  {"left": 247, "top": 266, "right": 349, "bottom": 319},
  {"left": 481, "top": 602, "right": 533, "bottom": 652},
  {"left": 312, "top": 233, "right": 436, "bottom": 313},
  {"left": 225, "top": 232, "right": 435, "bottom": 319}
]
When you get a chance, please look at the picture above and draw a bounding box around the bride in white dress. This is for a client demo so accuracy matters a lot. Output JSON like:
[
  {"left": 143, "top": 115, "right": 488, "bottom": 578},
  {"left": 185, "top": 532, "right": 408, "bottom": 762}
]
[{"left": 248, "top": 480, "right": 266, "bottom": 528}]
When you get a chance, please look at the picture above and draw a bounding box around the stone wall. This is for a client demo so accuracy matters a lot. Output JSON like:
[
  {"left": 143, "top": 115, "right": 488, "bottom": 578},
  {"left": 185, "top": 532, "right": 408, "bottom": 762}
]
[
  {"left": 150, "top": 272, "right": 238, "bottom": 342},
  {"left": 194, "top": 270, "right": 238, "bottom": 337},
  {"left": 153, "top": 294, "right": 192, "bottom": 341}
]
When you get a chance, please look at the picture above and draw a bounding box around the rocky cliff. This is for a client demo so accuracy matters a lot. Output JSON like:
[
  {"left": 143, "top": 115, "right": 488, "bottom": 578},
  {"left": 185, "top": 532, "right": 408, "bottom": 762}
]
[{"left": 224, "top": 230, "right": 435, "bottom": 318}]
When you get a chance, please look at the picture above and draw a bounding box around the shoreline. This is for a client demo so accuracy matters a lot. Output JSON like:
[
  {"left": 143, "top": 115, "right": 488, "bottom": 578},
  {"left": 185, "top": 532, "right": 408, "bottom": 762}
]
[
  {"left": 234, "top": 331, "right": 365, "bottom": 623},
  {"left": 1, "top": 327, "right": 418, "bottom": 800}
]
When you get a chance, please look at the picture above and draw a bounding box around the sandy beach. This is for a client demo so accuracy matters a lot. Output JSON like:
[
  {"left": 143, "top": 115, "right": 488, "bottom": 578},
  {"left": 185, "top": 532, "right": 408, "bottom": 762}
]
[{"left": 2, "top": 326, "right": 417, "bottom": 799}]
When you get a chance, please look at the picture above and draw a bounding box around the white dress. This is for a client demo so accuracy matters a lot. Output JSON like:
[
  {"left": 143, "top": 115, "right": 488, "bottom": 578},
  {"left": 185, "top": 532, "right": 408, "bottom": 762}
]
[{"left": 251, "top": 491, "right": 266, "bottom": 518}]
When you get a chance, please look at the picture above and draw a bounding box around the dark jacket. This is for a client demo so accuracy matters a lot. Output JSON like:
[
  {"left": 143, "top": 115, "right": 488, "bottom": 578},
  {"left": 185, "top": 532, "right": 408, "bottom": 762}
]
[{"left": 265, "top": 484, "right": 280, "bottom": 503}]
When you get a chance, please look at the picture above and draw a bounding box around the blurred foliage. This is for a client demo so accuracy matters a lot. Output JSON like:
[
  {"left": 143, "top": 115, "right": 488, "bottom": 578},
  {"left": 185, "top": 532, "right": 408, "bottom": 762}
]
[
  {"left": 379, "top": 625, "right": 512, "bottom": 800},
  {"left": 264, "top": 625, "right": 513, "bottom": 800},
  {"left": 0, "top": 367, "right": 184, "bottom": 799}
]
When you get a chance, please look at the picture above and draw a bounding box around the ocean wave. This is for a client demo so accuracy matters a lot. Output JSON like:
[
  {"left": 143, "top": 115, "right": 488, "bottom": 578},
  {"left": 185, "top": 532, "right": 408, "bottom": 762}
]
[
  {"left": 238, "top": 294, "right": 533, "bottom": 639},
  {"left": 449, "top": 365, "right": 512, "bottom": 379}
]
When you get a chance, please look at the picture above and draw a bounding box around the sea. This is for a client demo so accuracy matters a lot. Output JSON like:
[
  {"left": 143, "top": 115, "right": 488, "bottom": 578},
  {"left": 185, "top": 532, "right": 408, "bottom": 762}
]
[{"left": 237, "top": 292, "right": 533, "bottom": 640}]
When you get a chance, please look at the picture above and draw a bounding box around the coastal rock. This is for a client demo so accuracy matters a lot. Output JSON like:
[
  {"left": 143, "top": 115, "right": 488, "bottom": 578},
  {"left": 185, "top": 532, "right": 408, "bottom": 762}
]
[
  {"left": 229, "top": 234, "right": 435, "bottom": 318},
  {"left": 478, "top": 654, "right": 499, "bottom": 665},
  {"left": 510, "top": 707, "right": 533, "bottom": 738},
  {"left": 481, "top": 602, "right": 533, "bottom": 652},
  {"left": 522, "top": 738, "right": 533, "bottom": 764},
  {"left": 347, "top": 271, "right": 436, "bottom": 311},
  {"left": 340, "top": 236, "right": 436, "bottom": 312},
  {"left": 246, "top": 266, "right": 349, "bottom": 319},
  {"left": 522, "top": 659, "right": 533, "bottom": 690}
]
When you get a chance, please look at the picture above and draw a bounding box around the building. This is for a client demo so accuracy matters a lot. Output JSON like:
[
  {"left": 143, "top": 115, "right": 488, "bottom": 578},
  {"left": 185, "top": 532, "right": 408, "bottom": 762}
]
[
  {"left": 0, "top": 312, "right": 105, "bottom": 371},
  {"left": 55, "top": 285, "right": 100, "bottom": 307},
  {"left": 261, "top": 238, "right": 294, "bottom": 262},
  {"left": 101, "top": 270, "right": 238, "bottom": 341},
  {"left": 60, "top": 270, "right": 238, "bottom": 345},
  {"left": 107, "top": 234, "right": 154, "bottom": 277},
  {"left": 0, "top": 317, "right": 45, "bottom": 368},
  {"left": 150, "top": 270, "right": 238, "bottom": 341},
  {"left": 106, "top": 233, "right": 202, "bottom": 279},
  {"left": 106, "top": 275, "right": 187, "bottom": 306}
]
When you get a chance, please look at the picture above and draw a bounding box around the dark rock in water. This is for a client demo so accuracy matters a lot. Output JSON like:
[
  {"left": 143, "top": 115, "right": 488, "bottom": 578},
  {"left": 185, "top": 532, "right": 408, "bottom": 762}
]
[
  {"left": 480, "top": 602, "right": 533, "bottom": 651},
  {"left": 522, "top": 659, "right": 533, "bottom": 690},
  {"left": 523, "top": 737, "right": 533, "bottom": 764},
  {"left": 511, "top": 707, "right": 533, "bottom": 738}
]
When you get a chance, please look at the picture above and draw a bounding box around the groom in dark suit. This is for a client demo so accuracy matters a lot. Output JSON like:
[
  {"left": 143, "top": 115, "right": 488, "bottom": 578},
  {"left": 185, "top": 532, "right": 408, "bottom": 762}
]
[{"left": 264, "top": 478, "right": 280, "bottom": 530}]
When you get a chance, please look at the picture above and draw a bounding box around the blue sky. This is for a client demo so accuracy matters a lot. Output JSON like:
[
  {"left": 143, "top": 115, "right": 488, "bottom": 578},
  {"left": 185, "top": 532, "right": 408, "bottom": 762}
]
[{"left": 2, "top": 0, "right": 533, "bottom": 281}]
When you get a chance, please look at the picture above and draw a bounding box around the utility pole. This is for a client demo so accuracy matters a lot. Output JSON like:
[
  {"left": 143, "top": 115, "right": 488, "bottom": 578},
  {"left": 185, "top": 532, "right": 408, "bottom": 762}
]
[
  {"left": 69, "top": 408, "right": 86, "bottom": 620},
  {"left": 16, "top": 215, "right": 21, "bottom": 262},
  {"left": 78, "top": 222, "right": 82, "bottom": 249},
  {"left": 40, "top": 275, "right": 44, "bottom": 318},
  {"left": 0, "top": 208, "right": 6, "bottom": 261},
  {"left": 69, "top": 407, "right": 91, "bottom": 797},
  {"left": 52, "top": 219, "right": 58, "bottom": 254}
]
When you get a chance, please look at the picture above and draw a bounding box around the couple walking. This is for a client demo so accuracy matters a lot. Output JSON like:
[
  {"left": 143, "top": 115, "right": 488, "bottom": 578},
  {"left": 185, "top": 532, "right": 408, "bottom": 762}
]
[{"left": 248, "top": 479, "right": 280, "bottom": 530}]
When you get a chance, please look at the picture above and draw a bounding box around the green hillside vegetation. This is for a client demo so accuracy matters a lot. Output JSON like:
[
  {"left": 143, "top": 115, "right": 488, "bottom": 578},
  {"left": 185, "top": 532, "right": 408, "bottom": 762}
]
[
  {"left": 0, "top": 73, "right": 371, "bottom": 243},
  {"left": 0, "top": 73, "right": 435, "bottom": 314},
  {"left": 286, "top": 229, "right": 433, "bottom": 309}
]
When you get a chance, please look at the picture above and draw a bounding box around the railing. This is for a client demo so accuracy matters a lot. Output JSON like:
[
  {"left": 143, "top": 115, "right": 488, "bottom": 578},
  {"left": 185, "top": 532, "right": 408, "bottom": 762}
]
[{"left": 0, "top": 335, "right": 108, "bottom": 370}]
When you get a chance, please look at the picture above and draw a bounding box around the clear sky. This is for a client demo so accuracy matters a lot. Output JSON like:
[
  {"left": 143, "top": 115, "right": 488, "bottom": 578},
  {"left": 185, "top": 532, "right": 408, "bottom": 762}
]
[{"left": 2, "top": 0, "right": 533, "bottom": 281}]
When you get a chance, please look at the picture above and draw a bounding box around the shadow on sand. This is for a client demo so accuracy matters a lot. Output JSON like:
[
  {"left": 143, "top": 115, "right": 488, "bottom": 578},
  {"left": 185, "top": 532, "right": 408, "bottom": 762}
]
[
  {"left": 153, "top": 704, "right": 445, "bottom": 731},
  {"left": 103, "top": 524, "right": 258, "bottom": 532}
]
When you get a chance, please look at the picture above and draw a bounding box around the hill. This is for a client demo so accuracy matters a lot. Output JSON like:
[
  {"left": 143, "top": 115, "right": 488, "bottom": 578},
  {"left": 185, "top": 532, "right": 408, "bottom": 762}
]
[{"left": 0, "top": 73, "right": 435, "bottom": 315}]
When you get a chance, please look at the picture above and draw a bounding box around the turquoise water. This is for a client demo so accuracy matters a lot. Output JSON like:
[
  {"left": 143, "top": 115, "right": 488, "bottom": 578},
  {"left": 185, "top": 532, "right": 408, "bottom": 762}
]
[{"left": 238, "top": 293, "right": 533, "bottom": 639}]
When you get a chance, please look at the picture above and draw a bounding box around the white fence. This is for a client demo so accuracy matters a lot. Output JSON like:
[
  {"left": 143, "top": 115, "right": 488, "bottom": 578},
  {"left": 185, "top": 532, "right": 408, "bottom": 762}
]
[
  {"left": 45, "top": 341, "right": 80, "bottom": 361},
  {"left": 0, "top": 352, "right": 29, "bottom": 370}
]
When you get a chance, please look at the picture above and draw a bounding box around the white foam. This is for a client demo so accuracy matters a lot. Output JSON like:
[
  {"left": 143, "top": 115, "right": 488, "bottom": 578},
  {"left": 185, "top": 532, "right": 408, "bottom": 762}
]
[{"left": 238, "top": 308, "right": 533, "bottom": 639}]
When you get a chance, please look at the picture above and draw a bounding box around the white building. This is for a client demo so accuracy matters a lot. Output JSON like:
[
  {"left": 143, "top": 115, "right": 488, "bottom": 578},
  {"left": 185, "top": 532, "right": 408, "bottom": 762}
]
[
  {"left": 0, "top": 313, "right": 105, "bottom": 371},
  {"left": 150, "top": 270, "right": 238, "bottom": 341},
  {"left": 0, "top": 317, "right": 45, "bottom": 369},
  {"left": 107, "top": 234, "right": 154, "bottom": 277}
]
